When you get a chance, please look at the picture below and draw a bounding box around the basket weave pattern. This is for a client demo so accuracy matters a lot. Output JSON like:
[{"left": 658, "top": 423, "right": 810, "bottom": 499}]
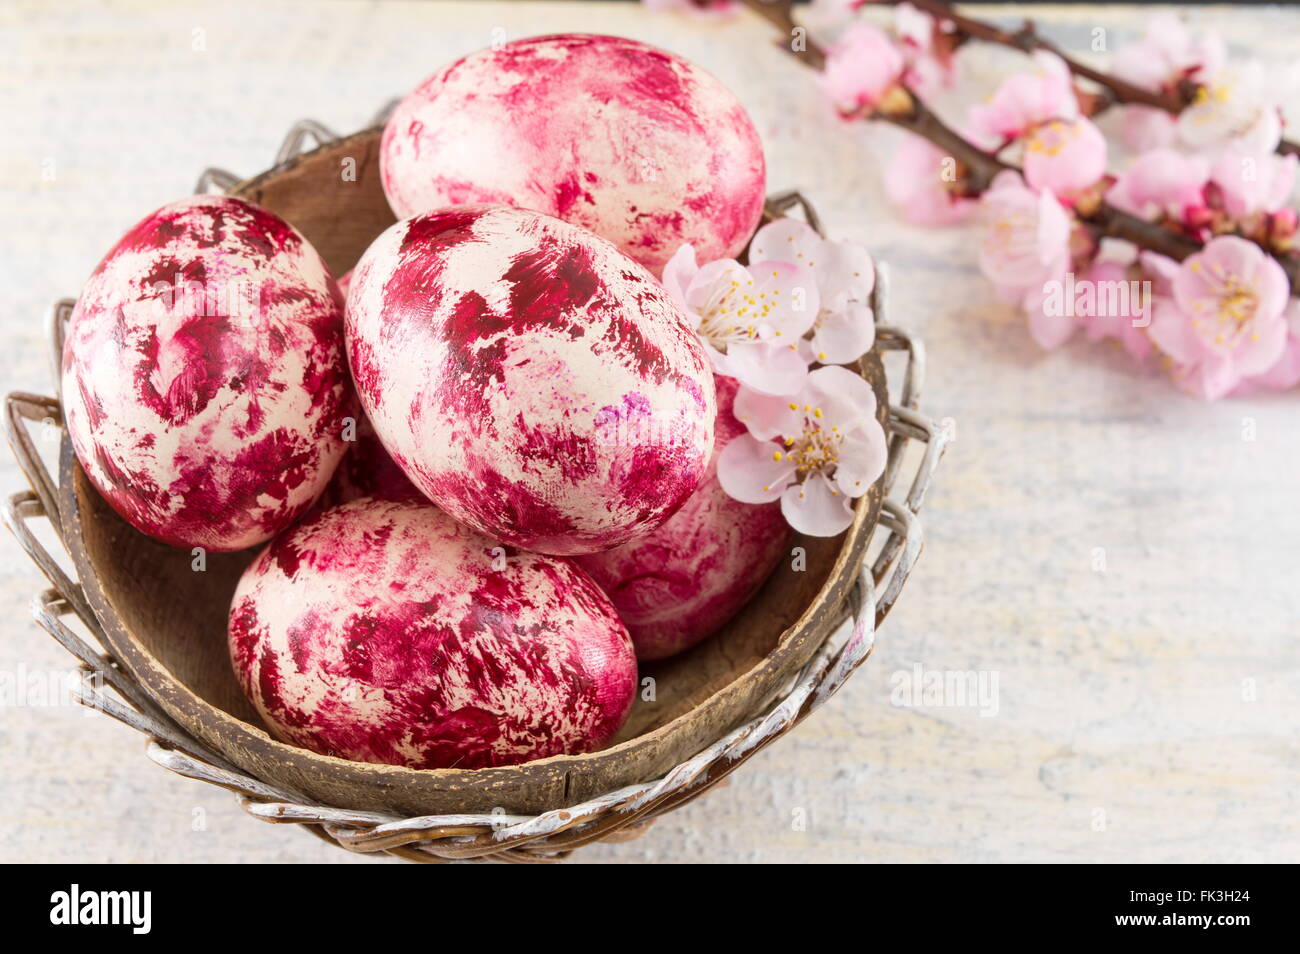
[{"left": 3, "top": 121, "right": 947, "bottom": 863}]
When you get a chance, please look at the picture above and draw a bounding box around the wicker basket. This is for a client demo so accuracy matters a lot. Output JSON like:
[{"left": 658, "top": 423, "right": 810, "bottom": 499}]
[{"left": 3, "top": 118, "right": 947, "bottom": 862}]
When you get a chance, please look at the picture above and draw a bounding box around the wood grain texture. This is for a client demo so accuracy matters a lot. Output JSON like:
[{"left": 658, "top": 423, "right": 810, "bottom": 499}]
[{"left": 2, "top": 1, "right": 1299, "bottom": 863}]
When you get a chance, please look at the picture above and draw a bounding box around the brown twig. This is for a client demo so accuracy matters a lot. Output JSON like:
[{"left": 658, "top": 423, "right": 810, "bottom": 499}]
[
  {"left": 874, "top": 91, "right": 1217, "bottom": 269},
  {"left": 741, "top": 0, "right": 826, "bottom": 69},
  {"left": 737, "top": 0, "right": 1300, "bottom": 287},
  {"left": 869, "top": 91, "right": 1010, "bottom": 193},
  {"left": 894, "top": 0, "right": 1300, "bottom": 158}
]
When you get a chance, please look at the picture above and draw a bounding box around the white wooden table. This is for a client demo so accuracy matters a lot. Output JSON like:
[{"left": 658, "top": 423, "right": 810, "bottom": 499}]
[{"left": 2, "top": 1, "right": 1297, "bottom": 863}]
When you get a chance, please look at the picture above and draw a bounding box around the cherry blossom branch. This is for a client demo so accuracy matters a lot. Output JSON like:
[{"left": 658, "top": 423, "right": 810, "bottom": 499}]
[
  {"left": 869, "top": 90, "right": 1008, "bottom": 193},
  {"left": 871, "top": 91, "right": 1233, "bottom": 272},
  {"left": 890, "top": 0, "right": 1300, "bottom": 158},
  {"left": 739, "top": 2, "right": 1010, "bottom": 191},
  {"left": 738, "top": 0, "right": 1288, "bottom": 281}
]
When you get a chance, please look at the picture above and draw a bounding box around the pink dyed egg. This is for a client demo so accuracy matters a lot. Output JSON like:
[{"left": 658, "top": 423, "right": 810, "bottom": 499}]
[
  {"left": 380, "top": 33, "right": 767, "bottom": 274},
  {"left": 228, "top": 498, "right": 638, "bottom": 769},
  {"left": 346, "top": 204, "right": 716, "bottom": 556},
  {"left": 578, "top": 376, "right": 790, "bottom": 660},
  {"left": 62, "top": 195, "right": 353, "bottom": 552}
]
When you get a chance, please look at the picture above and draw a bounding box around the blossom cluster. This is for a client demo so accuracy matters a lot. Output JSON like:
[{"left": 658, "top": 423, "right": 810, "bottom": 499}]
[
  {"left": 663, "top": 219, "right": 886, "bottom": 536},
  {"left": 813, "top": 5, "right": 1299, "bottom": 399}
]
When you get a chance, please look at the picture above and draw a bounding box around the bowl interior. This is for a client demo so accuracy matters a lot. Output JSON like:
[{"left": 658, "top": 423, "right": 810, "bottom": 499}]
[{"left": 58, "top": 129, "right": 888, "bottom": 815}]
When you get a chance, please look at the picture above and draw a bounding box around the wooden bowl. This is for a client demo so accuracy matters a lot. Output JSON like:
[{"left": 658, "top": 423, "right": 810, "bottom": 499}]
[{"left": 54, "top": 128, "right": 889, "bottom": 817}]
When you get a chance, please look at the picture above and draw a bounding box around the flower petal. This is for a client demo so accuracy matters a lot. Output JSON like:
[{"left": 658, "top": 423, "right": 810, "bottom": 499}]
[
  {"left": 1178, "top": 354, "right": 1237, "bottom": 401},
  {"left": 818, "top": 239, "right": 876, "bottom": 303},
  {"left": 1022, "top": 117, "right": 1108, "bottom": 195},
  {"left": 1036, "top": 189, "right": 1072, "bottom": 269},
  {"left": 885, "top": 132, "right": 978, "bottom": 226},
  {"left": 1140, "top": 251, "right": 1182, "bottom": 296},
  {"left": 1232, "top": 313, "right": 1289, "bottom": 377},
  {"left": 1148, "top": 297, "right": 1204, "bottom": 365},
  {"left": 1023, "top": 273, "right": 1078, "bottom": 350},
  {"left": 748, "top": 260, "right": 820, "bottom": 338},
  {"left": 702, "top": 338, "right": 736, "bottom": 376},
  {"left": 733, "top": 385, "right": 803, "bottom": 442},
  {"left": 780, "top": 473, "right": 856, "bottom": 536},
  {"left": 717, "top": 434, "right": 796, "bottom": 503},
  {"left": 834, "top": 424, "right": 887, "bottom": 498},
  {"left": 661, "top": 244, "right": 698, "bottom": 304},
  {"left": 807, "top": 364, "right": 877, "bottom": 432},
  {"left": 686, "top": 258, "right": 750, "bottom": 316},
  {"left": 725, "top": 340, "right": 810, "bottom": 396},
  {"left": 1248, "top": 333, "right": 1300, "bottom": 390},
  {"left": 1251, "top": 255, "right": 1291, "bottom": 327},
  {"left": 818, "top": 23, "right": 906, "bottom": 112},
  {"left": 811, "top": 299, "right": 875, "bottom": 364},
  {"left": 749, "top": 217, "right": 821, "bottom": 268}
]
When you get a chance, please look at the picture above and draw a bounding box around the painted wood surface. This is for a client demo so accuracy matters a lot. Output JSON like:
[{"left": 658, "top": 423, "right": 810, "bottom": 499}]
[{"left": 1, "top": 1, "right": 1297, "bottom": 863}]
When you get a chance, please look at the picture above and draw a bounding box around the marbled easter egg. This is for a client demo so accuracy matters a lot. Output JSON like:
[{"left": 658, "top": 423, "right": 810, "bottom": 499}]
[
  {"left": 228, "top": 498, "right": 638, "bottom": 769},
  {"left": 346, "top": 204, "right": 716, "bottom": 556},
  {"left": 62, "top": 195, "right": 353, "bottom": 552},
  {"left": 380, "top": 33, "right": 766, "bottom": 274},
  {"left": 578, "top": 376, "right": 790, "bottom": 660}
]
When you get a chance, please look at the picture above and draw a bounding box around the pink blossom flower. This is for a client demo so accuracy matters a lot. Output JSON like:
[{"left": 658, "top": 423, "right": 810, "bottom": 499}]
[
  {"left": 1120, "top": 107, "right": 1178, "bottom": 153},
  {"left": 1209, "top": 149, "right": 1298, "bottom": 218},
  {"left": 1021, "top": 260, "right": 1078, "bottom": 350},
  {"left": 1102, "top": 10, "right": 1222, "bottom": 155},
  {"left": 1110, "top": 15, "right": 1223, "bottom": 156},
  {"left": 1077, "top": 242, "right": 1154, "bottom": 362},
  {"left": 966, "top": 51, "right": 1078, "bottom": 149},
  {"left": 1140, "top": 250, "right": 1183, "bottom": 297},
  {"left": 718, "top": 366, "right": 886, "bottom": 536},
  {"left": 1105, "top": 149, "right": 1209, "bottom": 222},
  {"left": 749, "top": 217, "right": 877, "bottom": 365},
  {"left": 1147, "top": 236, "right": 1290, "bottom": 399},
  {"left": 977, "top": 171, "right": 1072, "bottom": 298},
  {"left": 1178, "top": 61, "right": 1289, "bottom": 155},
  {"left": 1021, "top": 116, "right": 1108, "bottom": 195},
  {"left": 1111, "top": 12, "right": 1225, "bottom": 94},
  {"left": 884, "top": 131, "right": 979, "bottom": 226},
  {"left": 1241, "top": 301, "right": 1300, "bottom": 391},
  {"left": 663, "top": 245, "right": 818, "bottom": 396},
  {"left": 894, "top": 2, "right": 958, "bottom": 96},
  {"left": 819, "top": 22, "right": 906, "bottom": 114}
]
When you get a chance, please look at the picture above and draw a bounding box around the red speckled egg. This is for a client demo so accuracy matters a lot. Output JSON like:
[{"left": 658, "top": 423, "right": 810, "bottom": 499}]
[
  {"left": 228, "top": 498, "right": 638, "bottom": 769},
  {"left": 578, "top": 376, "right": 790, "bottom": 660},
  {"left": 62, "top": 195, "right": 353, "bottom": 552},
  {"left": 380, "top": 33, "right": 766, "bottom": 274},
  {"left": 346, "top": 204, "right": 716, "bottom": 556}
]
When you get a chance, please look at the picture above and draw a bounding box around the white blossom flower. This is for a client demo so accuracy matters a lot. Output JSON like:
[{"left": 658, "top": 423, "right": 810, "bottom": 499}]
[
  {"left": 1177, "top": 60, "right": 1296, "bottom": 155},
  {"left": 718, "top": 365, "right": 886, "bottom": 536},
  {"left": 977, "top": 170, "right": 1071, "bottom": 295},
  {"left": 749, "top": 217, "right": 876, "bottom": 366},
  {"left": 662, "top": 244, "right": 818, "bottom": 395}
]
